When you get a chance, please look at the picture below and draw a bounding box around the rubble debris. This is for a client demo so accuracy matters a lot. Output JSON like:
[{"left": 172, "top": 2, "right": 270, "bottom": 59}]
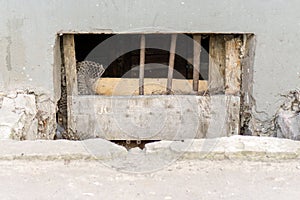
[
  {"left": 276, "top": 89, "right": 300, "bottom": 140},
  {"left": 0, "top": 93, "right": 37, "bottom": 140},
  {"left": 0, "top": 91, "right": 56, "bottom": 140}
]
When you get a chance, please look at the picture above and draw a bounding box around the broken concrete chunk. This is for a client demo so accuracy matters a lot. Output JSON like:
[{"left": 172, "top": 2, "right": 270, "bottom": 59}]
[
  {"left": 0, "top": 126, "right": 12, "bottom": 139},
  {"left": 276, "top": 89, "right": 300, "bottom": 140},
  {"left": 0, "top": 107, "right": 21, "bottom": 139},
  {"left": 15, "top": 94, "right": 36, "bottom": 115},
  {"left": 82, "top": 139, "right": 127, "bottom": 159},
  {"left": 276, "top": 110, "right": 300, "bottom": 140},
  {"left": 2, "top": 97, "right": 15, "bottom": 111},
  {"left": 0, "top": 93, "right": 38, "bottom": 140}
]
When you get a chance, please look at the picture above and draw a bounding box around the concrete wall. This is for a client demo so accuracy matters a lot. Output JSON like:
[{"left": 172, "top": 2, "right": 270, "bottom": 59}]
[{"left": 0, "top": 0, "right": 299, "bottom": 138}]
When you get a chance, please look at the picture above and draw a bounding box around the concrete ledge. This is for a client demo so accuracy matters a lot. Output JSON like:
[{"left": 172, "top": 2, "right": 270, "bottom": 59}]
[
  {"left": 0, "top": 136, "right": 299, "bottom": 161},
  {"left": 166, "top": 136, "right": 300, "bottom": 161},
  {"left": 0, "top": 139, "right": 127, "bottom": 161}
]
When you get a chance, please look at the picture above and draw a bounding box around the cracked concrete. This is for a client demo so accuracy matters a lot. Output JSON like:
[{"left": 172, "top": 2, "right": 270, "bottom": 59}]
[
  {"left": 276, "top": 89, "right": 300, "bottom": 140},
  {"left": 0, "top": 93, "right": 37, "bottom": 139},
  {"left": 0, "top": 91, "right": 56, "bottom": 140},
  {"left": 0, "top": 136, "right": 299, "bottom": 163}
]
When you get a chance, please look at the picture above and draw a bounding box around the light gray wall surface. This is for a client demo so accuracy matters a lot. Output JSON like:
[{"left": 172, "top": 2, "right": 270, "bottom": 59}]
[{"left": 0, "top": 0, "right": 299, "bottom": 133}]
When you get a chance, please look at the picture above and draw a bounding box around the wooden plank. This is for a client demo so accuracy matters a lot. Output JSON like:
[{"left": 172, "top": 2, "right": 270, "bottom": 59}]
[
  {"left": 193, "top": 35, "right": 201, "bottom": 92},
  {"left": 63, "top": 34, "right": 78, "bottom": 96},
  {"left": 224, "top": 36, "right": 243, "bottom": 135},
  {"left": 225, "top": 36, "right": 242, "bottom": 95},
  {"left": 166, "top": 34, "right": 177, "bottom": 94},
  {"left": 208, "top": 35, "right": 226, "bottom": 94},
  {"left": 95, "top": 78, "right": 208, "bottom": 96},
  {"left": 240, "top": 34, "right": 255, "bottom": 135},
  {"left": 139, "top": 35, "right": 145, "bottom": 95},
  {"left": 226, "top": 95, "right": 240, "bottom": 135},
  {"left": 62, "top": 34, "right": 77, "bottom": 133}
]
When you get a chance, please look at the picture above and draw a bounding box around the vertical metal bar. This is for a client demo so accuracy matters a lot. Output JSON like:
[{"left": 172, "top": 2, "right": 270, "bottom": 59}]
[
  {"left": 193, "top": 35, "right": 201, "bottom": 92},
  {"left": 139, "top": 35, "right": 145, "bottom": 95},
  {"left": 167, "top": 34, "right": 177, "bottom": 94}
]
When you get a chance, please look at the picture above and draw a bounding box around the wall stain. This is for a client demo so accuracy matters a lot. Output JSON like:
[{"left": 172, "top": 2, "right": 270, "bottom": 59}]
[{"left": 5, "top": 36, "right": 12, "bottom": 71}]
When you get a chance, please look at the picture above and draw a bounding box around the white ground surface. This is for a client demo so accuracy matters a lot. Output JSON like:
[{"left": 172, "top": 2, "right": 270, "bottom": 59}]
[{"left": 0, "top": 160, "right": 299, "bottom": 200}]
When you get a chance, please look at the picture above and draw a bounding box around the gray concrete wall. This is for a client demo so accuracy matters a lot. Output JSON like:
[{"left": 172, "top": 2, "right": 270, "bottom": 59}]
[{"left": 0, "top": 0, "right": 299, "bottom": 137}]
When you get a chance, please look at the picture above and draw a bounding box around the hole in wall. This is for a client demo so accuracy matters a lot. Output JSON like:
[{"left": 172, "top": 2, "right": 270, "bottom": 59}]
[
  {"left": 55, "top": 33, "right": 255, "bottom": 144},
  {"left": 111, "top": 140, "right": 159, "bottom": 150}
]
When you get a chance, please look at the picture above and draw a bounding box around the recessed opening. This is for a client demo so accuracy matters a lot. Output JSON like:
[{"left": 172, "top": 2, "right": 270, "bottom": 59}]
[
  {"left": 57, "top": 33, "right": 254, "bottom": 142},
  {"left": 73, "top": 34, "right": 209, "bottom": 96},
  {"left": 75, "top": 34, "right": 209, "bottom": 80}
]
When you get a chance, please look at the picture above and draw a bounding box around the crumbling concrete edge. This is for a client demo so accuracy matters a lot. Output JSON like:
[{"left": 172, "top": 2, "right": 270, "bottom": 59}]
[
  {"left": 0, "top": 90, "right": 57, "bottom": 140},
  {"left": 0, "top": 136, "right": 299, "bottom": 162}
]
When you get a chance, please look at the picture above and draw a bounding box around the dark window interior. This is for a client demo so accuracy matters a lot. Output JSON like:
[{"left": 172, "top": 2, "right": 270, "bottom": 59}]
[{"left": 74, "top": 34, "right": 209, "bottom": 80}]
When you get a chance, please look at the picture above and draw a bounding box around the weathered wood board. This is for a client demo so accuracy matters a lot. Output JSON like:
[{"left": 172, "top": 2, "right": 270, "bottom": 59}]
[
  {"left": 95, "top": 78, "right": 208, "bottom": 96},
  {"left": 63, "top": 35, "right": 77, "bottom": 132},
  {"left": 225, "top": 36, "right": 242, "bottom": 95},
  {"left": 70, "top": 95, "right": 239, "bottom": 140},
  {"left": 209, "top": 35, "right": 226, "bottom": 93}
]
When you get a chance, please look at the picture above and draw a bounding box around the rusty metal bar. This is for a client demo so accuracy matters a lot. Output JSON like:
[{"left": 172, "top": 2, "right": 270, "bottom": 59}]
[
  {"left": 139, "top": 35, "right": 145, "bottom": 95},
  {"left": 167, "top": 34, "right": 177, "bottom": 94},
  {"left": 193, "top": 35, "right": 201, "bottom": 92}
]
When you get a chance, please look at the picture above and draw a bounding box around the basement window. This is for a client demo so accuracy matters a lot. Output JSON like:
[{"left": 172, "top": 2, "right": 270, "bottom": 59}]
[{"left": 58, "top": 33, "right": 253, "bottom": 141}]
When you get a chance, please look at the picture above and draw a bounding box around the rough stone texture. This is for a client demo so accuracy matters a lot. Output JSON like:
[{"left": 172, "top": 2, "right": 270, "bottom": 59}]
[
  {"left": 35, "top": 94, "right": 56, "bottom": 139},
  {"left": 0, "top": 91, "right": 56, "bottom": 140},
  {"left": 0, "top": 93, "right": 37, "bottom": 140},
  {"left": 276, "top": 111, "right": 300, "bottom": 140},
  {"left": 276, "top": 89, "right": 300, "bottom": 140}
]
